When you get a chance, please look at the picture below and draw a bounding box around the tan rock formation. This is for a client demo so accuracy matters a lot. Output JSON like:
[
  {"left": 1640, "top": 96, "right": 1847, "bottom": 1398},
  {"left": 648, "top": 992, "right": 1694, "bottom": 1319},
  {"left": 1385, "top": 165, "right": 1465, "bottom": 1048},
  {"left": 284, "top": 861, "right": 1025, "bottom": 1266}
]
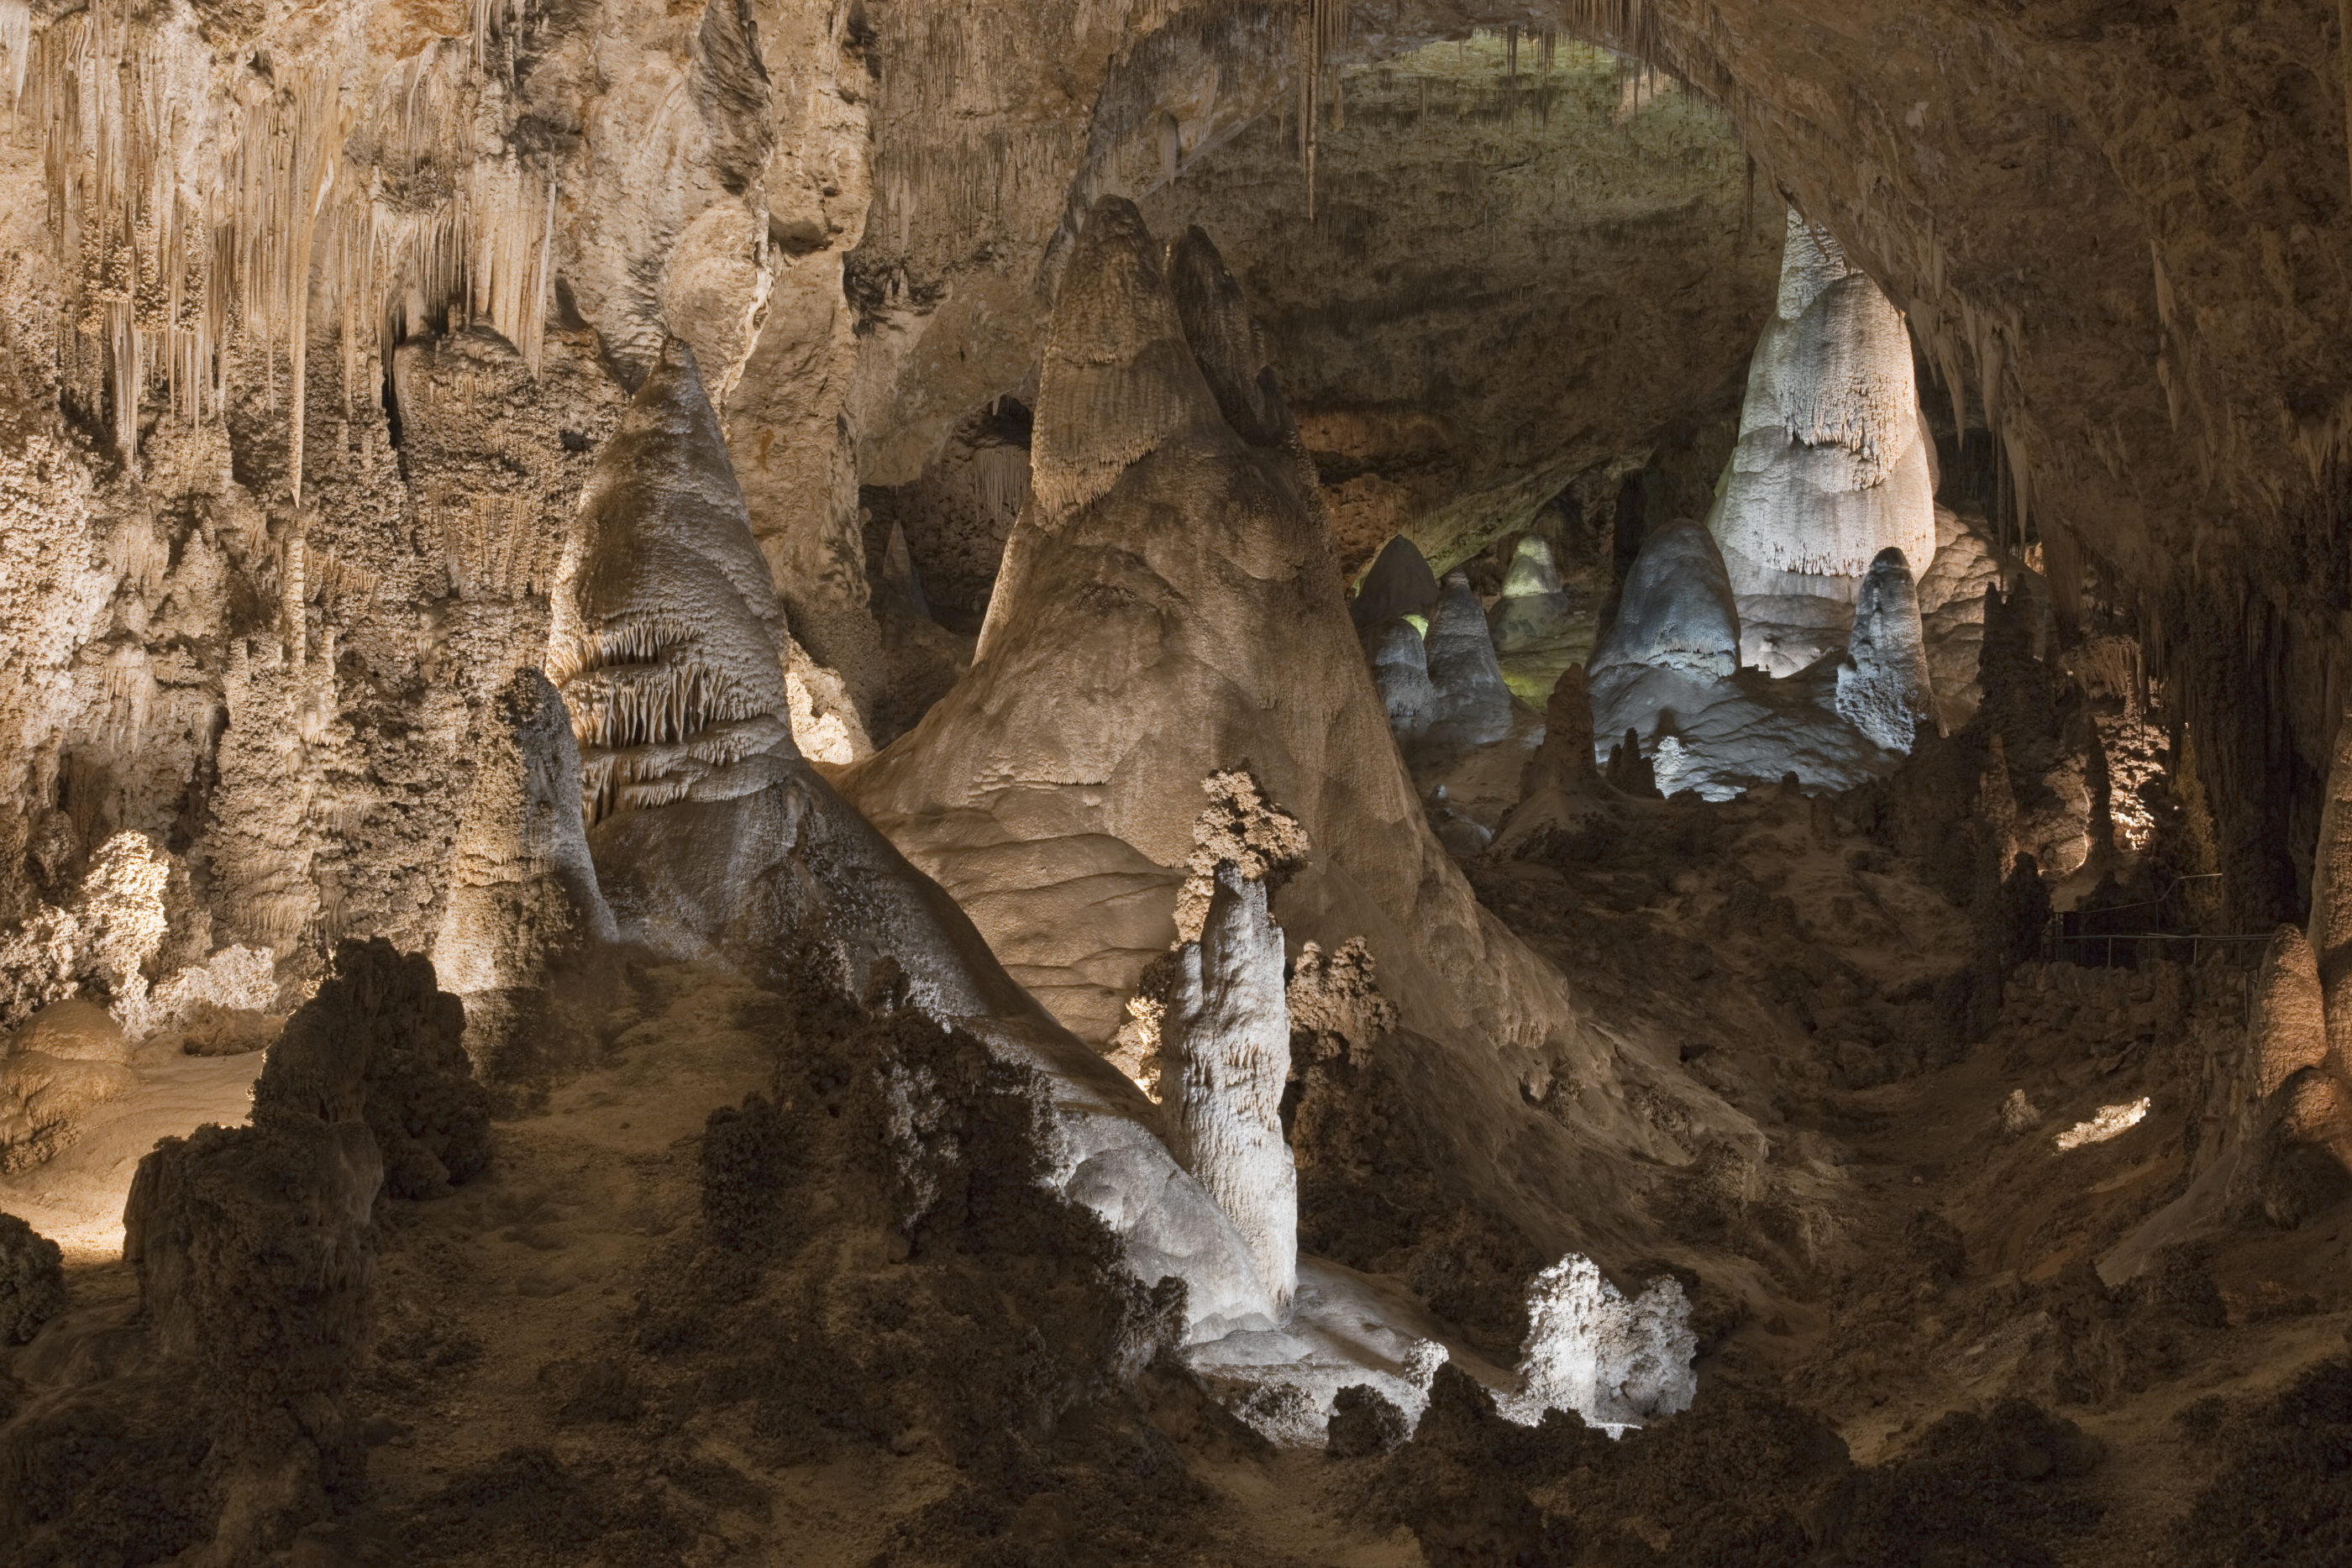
[
  {"left": 847, "top": 198, "right": 1737, "bottom": 1254},
  {"left": 554, "top": 331, "right": 1285, "bottom": 1340}
]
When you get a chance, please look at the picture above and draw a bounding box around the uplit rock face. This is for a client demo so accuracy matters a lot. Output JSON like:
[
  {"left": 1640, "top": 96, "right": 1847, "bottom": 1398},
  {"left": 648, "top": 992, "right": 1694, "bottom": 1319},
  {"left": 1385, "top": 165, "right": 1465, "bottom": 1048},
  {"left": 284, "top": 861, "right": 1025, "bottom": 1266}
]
[
  {"left": 1709, "top": 211, "right": 1939, "bottom": 675},
  {"left": 1161, "top": 863, "right": 1299, "bottom": 1314},
  {"left": 1835, "top": 548, "right": 1938, "bottom": 753}
]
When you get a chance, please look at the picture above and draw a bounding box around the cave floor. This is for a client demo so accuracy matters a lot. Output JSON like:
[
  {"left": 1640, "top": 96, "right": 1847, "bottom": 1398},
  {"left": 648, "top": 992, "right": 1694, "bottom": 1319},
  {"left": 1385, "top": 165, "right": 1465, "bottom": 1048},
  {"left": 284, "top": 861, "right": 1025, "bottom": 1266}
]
[
  {"left": 13, "top": 789, "right": 2348, "bottom": 1565},
  {"left": 1473, "top": 785, "right": 2352, "bottom": 1565}
]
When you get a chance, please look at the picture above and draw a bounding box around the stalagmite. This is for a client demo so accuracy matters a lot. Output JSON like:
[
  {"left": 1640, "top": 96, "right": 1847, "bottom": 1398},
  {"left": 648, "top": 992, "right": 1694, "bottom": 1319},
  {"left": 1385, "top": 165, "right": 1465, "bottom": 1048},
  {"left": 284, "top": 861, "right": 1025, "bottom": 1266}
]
[
  {"left": 554, "top": 333, "right": 1283, "bottom": 1340},
  {"left": 2242, "top": 926, "right": 2352, "bottom": 1181},
  {"left": 1499, "top": 1255, "right": 1697, "bottom": 1433},
  {"left": 1709, "top": 210, "right": 1939, "bottom": 675},
  {"left": 1834, "top": 547, "right": 1938, "bottom": 752},
  {"left": 1018, "top": 200, "right": 1226, "bottom": 532},
  {"left": 1515, "top": 663, "right": 1599, "bottom": 805},
  {"left": 1589, "top": 520, "right": 1740, "bottom": 681},
  {"left": 1160, "top": 862, "right": 1299, "bottom": 1313},
  {"left": 1420, "top": 571, "right": 1514, "bottom": 754},
  {"left": 1487, "top": 534, "right": 1578, "bottom": 652},
  {"left": 1368, "top": 619, "right": 1438, "bottom": 741},
  {"left": 1351, "top": 534, "right": 1441, "bottom": 627},
  {"left": 846, "top": 199, "right": 1719, "bottom": 1301},
  {"left": 430, "top": 669, "right": 617, "bottom": 1076}
]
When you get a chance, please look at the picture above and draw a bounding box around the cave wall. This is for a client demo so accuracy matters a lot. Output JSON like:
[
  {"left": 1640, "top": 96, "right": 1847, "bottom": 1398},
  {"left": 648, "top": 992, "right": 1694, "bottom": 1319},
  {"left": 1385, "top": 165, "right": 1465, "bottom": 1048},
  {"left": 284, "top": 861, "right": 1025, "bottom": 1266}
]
[{"left": 0, "top": 0, "right": 2344, "bottom": 963}]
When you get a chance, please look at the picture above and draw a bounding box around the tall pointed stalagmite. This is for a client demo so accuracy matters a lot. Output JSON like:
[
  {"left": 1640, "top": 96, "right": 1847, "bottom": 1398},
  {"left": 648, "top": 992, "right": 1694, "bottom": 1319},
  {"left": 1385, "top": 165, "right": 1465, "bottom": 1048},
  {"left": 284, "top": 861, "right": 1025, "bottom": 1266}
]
[
  {"left": 846, "top": 200, "right": 1741, "bottom": 1258},
  {"left": 552, "top": 335, "right": 1281, "bottom": 1339}
]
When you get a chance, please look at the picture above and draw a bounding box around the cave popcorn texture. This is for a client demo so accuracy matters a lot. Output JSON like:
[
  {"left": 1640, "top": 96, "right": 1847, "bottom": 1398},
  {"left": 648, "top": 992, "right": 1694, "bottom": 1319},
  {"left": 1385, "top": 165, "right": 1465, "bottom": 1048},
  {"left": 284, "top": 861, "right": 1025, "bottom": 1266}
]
[{"left": 1499, "top": 1254, "right": 1698, "bottom": 1434}]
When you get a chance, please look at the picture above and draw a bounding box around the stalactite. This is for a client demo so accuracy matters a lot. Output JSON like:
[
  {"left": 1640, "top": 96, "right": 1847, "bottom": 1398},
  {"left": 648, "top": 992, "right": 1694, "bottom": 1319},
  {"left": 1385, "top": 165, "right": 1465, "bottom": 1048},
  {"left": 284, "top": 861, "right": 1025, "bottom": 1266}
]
[
  {"left": 1296, "top": 0, "right": 1350, "bottom": 221},
  {"left": 8, "top": 13, "right": 558, "bottom": 487}
]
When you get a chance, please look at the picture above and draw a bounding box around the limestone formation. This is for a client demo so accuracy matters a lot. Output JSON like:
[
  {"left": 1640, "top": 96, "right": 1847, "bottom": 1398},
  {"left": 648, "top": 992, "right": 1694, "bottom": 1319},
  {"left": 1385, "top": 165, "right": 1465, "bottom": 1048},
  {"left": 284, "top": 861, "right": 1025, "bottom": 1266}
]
[
  {"left": 1286, "top": 937, "right": 1399, "bottom": 1068},
  {"left": 1352, "top": 535, "right": 1442, "bottom": 628},
  {"left": 1708, "top": 209, "right": 1939, "bottom": 676},
  {"left": 0, "top": 831, "right": 168, "bottom": 1032},
  {"left": 256, "top": 940, "right": 491, "bottom": 1203},
  {"left": 1487, "top": 535, "right": 1579, "bottom": 653},
  {"left": 1590, "top": 522, "right": 1741, "bottom": 682},
  {"left": 1368, "top": 620, "right": 1440, "bottom": 742},
  {"left": 431, "top": 668, "right": 617, "bottom": 1075},
  {"left": 0, "top": 1000, "right": 135, "bottom": 1172},
  {"left": 1420, "top": 572, "right": 1515, "bottom": 755},
  {"left": 1916, "top": 508, "right": 1999, "bottom": 731},
  {"left": 121, "top": 1106, "right": 381, "bottom": 1555},
  {"left": 1522, "top": 663, "right": 1599, "bottom": 798},
  {"left": 554, "top": 325, "right": 1283, "bottom": 1340},
  {"left": 1173, "top": 771, "right": 1312, "bottom": 942},
  {"left": 2236, "top": 926, "right": 2352, "bottom": 1187},
  {"left": 0, "top": 1209, "right": 65, "bottom": 1345},
  {"left": 1161, "top": 863, "right": 1299, "bottom": 1314},
  {"left": 1835, "top": 548, "right": 1939, "bottom": 753},
  {"left": 2308, "top": 704, "right": 2352, "bottom": 1080},
  {"left": 1499, "top": 1254, "right": 1698, "bottom": 1433},
  {"left": 848, "top": 199, "right": 1729, "bottom": 1306}
]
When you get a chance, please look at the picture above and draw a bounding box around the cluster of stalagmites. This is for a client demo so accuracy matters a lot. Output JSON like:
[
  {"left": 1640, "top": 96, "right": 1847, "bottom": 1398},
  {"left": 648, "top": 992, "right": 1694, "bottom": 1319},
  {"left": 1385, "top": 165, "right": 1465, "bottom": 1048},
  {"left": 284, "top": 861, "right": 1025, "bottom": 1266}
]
[
  {"left": 1341, "top": 203, "right": 1981, "bottom": 803},
  {"left": 1352, "top": 538, "right": 1514, "bottom": 761}
]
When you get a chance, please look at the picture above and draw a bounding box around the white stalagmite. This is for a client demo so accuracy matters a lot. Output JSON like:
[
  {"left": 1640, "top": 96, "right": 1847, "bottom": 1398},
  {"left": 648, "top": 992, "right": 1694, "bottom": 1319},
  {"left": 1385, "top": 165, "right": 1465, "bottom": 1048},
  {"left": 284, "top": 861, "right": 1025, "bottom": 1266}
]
[
  {"left": 1419, "top": 571, "right": 1514, "bottom": 754},
  {"left": 1161, "top": 862, "right": 1299, "bottom": 1314},
  {"left": 1834, "top": 547, "right": 1939, "bottom": 752},
  {"left": 1709, "top": 208, "right": 1938, "bottom": 672},
  {"left": 1589, "top": 520, "right": 1740, "bottom": 681},
  {"left": 1499, "top": 1254, "right": 1697, "bottom": 1434}
]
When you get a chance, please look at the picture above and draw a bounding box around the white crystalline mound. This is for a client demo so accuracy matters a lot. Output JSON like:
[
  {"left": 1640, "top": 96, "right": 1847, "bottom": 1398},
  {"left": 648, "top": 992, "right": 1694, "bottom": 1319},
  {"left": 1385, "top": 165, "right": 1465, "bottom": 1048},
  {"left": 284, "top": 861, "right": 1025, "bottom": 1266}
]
[
  {"left": 1590, "top": 521, "right": 1740, "bottom": 682},
  {"left": 1498, "top": 1254, "right": 1698, "bottom": 1434}
]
